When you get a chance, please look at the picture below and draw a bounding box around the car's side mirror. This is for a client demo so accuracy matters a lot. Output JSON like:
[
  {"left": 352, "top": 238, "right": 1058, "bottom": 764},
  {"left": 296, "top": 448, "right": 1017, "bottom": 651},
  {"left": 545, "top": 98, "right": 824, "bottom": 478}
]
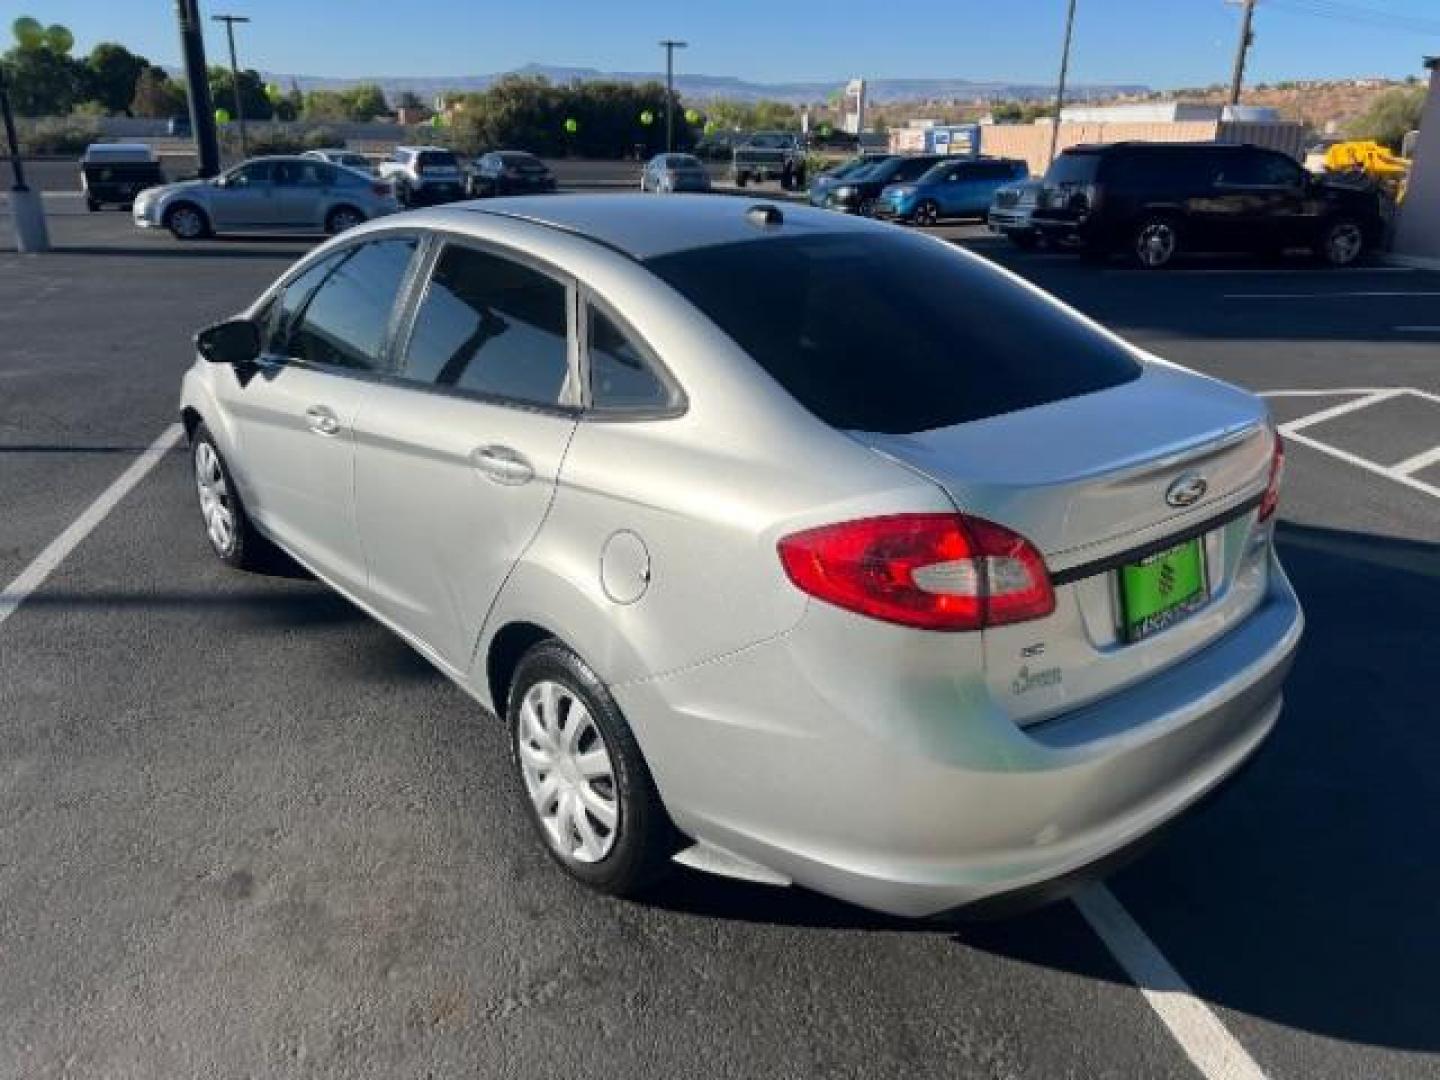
[{"left": 195, "top": 318, "right": 260, "bottom": 365}]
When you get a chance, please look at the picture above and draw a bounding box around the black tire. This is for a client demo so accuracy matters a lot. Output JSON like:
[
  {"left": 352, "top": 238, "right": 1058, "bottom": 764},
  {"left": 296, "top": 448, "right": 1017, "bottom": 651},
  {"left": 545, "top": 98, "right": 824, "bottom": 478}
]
[
  {"left": 393, "top": 179, "right": 412, "bottom": 208},
  {"left": 508, "top": 640, "right": 676, "bottom": 898},
  {"left": 734, "top": 171, "right": 750, "bottom": 188},
  {"left": 1131, "top": 215, "right": 1180, "bottom": 269},
  {"left": 325, "top": 204, "right": 365, "bottom": 235},
  {"left": 190, "top": 423, "right": 269, "bottom": 571},
  {"left": 1007, "top": 231, "right": 1039, "bottom": 250},
  {"left": 858, "top": 196, "right": 877, "bottom": 218},
  {"left": 164, "top": 201, "right": 211, "bottom": 240},
  {"left": 1315, "top": 216, "right": 1365, "bottom": 267},
  {"left": 911, "top": 199, "right": 940, "bottom": 227}
]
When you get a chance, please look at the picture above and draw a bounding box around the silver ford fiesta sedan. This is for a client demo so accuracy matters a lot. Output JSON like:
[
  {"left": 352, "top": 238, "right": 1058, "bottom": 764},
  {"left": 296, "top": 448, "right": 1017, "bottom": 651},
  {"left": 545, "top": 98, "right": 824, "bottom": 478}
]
[{"left": 180, "top": 194, "right": 1302, "bottom": 918}]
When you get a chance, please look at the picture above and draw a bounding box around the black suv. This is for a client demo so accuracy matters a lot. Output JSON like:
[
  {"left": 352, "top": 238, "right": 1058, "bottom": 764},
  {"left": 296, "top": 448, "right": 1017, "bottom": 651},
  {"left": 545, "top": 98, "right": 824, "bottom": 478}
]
[{"left": 1031, "top": 142, "right": 1386, "bottom": 268}]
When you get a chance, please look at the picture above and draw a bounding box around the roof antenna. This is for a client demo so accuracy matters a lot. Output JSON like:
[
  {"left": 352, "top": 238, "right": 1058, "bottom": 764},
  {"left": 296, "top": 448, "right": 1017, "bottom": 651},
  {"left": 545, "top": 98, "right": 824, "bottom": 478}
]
[{"left": 745, "top": 204, "right": 784, "bottom": 228}]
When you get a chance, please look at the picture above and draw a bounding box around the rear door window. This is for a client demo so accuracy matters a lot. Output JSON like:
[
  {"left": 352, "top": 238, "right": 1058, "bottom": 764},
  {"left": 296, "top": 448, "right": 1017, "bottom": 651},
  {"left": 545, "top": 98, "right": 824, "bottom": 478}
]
[
  {"left": 1218, "top": 149, "right": 1305, "bottom": 187},
  {"left": 585, "top": 303, "right": 673, "bottom": 414},
  {"left": 646, "top": 231, "right": 1141, "bottom": 434},
  {"left": 893, "top": 157, "right": 939, "bottom": 182},
  {"left": 402, "top": 243, "right": 572, "bottom": 408}
]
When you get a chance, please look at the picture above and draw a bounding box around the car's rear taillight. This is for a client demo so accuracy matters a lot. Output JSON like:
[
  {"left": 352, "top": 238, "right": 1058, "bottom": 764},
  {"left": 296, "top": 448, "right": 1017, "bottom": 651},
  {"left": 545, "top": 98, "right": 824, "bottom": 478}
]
[
  {"left": 1258, "top": 436, "right": 1285, "bottom": 522},
  {"left": 777, "top": 513, "right": 1055, "bottom": 632}
]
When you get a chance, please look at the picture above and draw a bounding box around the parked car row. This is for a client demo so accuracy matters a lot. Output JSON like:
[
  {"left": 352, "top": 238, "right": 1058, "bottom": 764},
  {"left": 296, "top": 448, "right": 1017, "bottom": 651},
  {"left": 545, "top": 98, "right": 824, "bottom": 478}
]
[{"left": 810, "top": 153, "right": 1027, "bottom": 225}]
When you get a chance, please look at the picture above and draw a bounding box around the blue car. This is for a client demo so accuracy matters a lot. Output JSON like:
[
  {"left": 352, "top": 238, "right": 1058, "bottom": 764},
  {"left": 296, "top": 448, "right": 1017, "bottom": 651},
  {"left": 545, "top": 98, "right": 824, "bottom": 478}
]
[{"left": 877, "top": 157, "right": 1030, "bottom": 226}]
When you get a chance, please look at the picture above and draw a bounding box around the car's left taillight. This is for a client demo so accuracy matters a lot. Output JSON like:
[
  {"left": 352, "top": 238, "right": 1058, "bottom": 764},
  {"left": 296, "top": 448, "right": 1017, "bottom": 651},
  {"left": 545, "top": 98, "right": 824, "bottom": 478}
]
[
  {"left": 777, "top": 513, "right": 1055, "bottom": 632},
  {"left": 1258, "top": 435, "right": 1285, "bottom": 522}
]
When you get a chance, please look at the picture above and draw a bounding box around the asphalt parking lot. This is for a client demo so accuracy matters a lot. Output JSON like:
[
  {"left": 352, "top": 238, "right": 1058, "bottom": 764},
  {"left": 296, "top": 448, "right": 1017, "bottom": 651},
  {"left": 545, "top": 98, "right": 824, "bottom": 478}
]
[{"left": 1, "top": 200, "right": 1437, "bottom": 1079}]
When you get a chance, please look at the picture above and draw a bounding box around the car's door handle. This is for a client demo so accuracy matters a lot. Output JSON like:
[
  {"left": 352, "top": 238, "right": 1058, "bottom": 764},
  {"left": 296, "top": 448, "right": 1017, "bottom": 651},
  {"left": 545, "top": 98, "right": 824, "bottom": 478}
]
[
  {"left": 471, "top": 444, "right": 534, "bottom": 486},
  {"left": 305, "top": 405, "right": 341, "bottom": 436}
]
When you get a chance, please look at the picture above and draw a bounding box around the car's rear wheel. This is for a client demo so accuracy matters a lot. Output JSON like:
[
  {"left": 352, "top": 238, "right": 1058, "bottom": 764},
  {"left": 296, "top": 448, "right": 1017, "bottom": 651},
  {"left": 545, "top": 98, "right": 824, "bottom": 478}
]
[
  {"left": 858, "top": 196, "right": 877, "bottom": 217},
  {"left": 1316, "top": 216, "right": 1365, "bottom": 267},
  {"left": 164, "top": 202, "right": 210, "bottom": 240},
  {"left": 911, "top": 199, "right": 940, "bottom": 226},
  {"left": 191, "top": 424, "right": 266, "bottom": 570},
  {"left": 1132, "top": 216, "right": 1179, "bottom": 269},
  {"left": 325, "top": 205, "right": 365, "bottom": 234},
  {"left": 508, "top": 640, "right": 675, "bottom": 898}
]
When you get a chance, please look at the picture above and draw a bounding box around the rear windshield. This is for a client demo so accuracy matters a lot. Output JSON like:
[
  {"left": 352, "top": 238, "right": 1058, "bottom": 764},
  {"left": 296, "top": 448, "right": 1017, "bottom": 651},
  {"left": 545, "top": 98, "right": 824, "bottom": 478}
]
[
  {"left": 417, "top": 151, "right": 459, "bottom": 169},
  {"left": 1044, "top": 151, "right": 1101, "bottom": 185},
  {"left": 646, "top": 231, "right": 1142, "bottom": 434}
]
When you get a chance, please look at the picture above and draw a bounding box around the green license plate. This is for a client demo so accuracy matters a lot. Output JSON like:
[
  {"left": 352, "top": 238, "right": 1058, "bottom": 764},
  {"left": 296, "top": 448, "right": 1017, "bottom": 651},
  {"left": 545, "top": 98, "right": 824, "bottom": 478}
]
[{"left": 1119, "top": 538, "right": 1208, "bottom": 642}]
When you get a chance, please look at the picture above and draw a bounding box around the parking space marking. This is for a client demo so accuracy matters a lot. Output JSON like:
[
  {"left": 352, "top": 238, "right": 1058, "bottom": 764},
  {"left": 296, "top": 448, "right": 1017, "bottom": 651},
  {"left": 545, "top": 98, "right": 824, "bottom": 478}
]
[
  {"left": 1075, "top": 885, "right": 1268, "bottom": 1080},
  {"left": 1256, "top": 389, "right": 1440, "bottom": 501},
  {"left": 1391, "top": 445, "right": 1440, "bottom": 477},
  {"left": 0, "top": 423, "right": 182, "bottom": 631}
]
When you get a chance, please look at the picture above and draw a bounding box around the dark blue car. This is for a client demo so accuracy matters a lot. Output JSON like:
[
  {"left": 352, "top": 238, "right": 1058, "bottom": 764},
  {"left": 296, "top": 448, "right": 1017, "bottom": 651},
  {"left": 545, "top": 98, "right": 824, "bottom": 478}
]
[{"left": 876, "top": 157, "right": 1030, "bottom": 225}]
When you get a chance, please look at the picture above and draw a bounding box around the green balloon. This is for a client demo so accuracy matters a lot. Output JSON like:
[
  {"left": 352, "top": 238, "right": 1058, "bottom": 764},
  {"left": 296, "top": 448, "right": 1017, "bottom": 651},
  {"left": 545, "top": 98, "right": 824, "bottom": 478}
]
[
  {"left": 214, "top": 107, "right": 231, "bottom": 125},
  {"left": 704, "top": 120, "right": 717, "bottom": 134},
  {"left": 564, "top": 117, "right": 578, "bottom": 134},
  {"left": 684, "top": 108, "right": 700, "bottom": 124},
  {"left": 12, "top": 16, "right": 43, "bottom": 49},
  {"left": 264, "top": 82, "right": 282, "bottom": 102},
  {"left": 44, "top": 23, "right": 73, "bottom": 54},
  {"left": 639, "top": 109, "right": 654, "bottom": 126}
]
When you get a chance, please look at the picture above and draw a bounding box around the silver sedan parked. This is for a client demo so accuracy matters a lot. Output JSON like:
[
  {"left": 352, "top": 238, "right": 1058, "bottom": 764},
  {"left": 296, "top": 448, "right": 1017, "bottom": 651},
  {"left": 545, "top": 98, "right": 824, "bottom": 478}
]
[
  {"left": 639, "top": 153, "right": 712, "bottom": 193},
  {"left": 180, "top": 195, "right": 1301, "bottom": 918},
  {"left": 134, "top": 155, "right": 397, "bottom": 239}
]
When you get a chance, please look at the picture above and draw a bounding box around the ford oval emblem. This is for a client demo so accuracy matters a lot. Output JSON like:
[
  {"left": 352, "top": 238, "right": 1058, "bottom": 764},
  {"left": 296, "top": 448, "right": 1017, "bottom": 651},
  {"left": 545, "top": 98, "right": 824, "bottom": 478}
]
[{"left": 1165, "top": 473, "right": 1208, "bottom": 508}]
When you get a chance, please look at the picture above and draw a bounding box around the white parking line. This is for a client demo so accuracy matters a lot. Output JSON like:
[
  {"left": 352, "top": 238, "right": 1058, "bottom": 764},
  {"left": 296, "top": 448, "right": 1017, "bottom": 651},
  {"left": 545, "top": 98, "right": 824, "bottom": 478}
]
[
  {"left": 1279, "top": 388, "right": 1404, "bottom": 434},
  {"left": 0, "top": 424, "right": 182, "bottom": 631},
  {"left": 1255, "top": 388, "right": 1440, "bottom": 501},
  {"left": 1391, "top": 445, "right": 1440, "bottom": 477},
  {"left": 1224, "top": 291, "right": 1440, "bottom": 300},
  {"left": 1075, "top": 885, "right": 1268, "bottom": 1080}
]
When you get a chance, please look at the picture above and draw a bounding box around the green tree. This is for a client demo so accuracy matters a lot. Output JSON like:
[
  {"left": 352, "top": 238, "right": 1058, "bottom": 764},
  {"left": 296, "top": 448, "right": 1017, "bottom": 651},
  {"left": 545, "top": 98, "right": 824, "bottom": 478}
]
[
  {"left": 1345, "top": 86, "right": 1426, "bottom": 150},
  {"left": 129, "top": 66, "right": 186, "bottom": 118},
  {"left": 1, "top": 46, "right": 85, "bottom": 115},
  {"left": 85, "top": 42, "right": 153, "bottom": 114},
  {"left": 207, "top": 65, "right": 273, "bottom": 121},
  {"left": 343, "top": 82, "right": 388, "bottom": 120}
]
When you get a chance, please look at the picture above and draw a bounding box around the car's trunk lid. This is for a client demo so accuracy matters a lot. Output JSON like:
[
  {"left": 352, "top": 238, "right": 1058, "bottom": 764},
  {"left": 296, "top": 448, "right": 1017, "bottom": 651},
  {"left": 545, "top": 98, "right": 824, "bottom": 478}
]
[{"left": 854, "top": 363, "right": 1277, "bottom": 725}]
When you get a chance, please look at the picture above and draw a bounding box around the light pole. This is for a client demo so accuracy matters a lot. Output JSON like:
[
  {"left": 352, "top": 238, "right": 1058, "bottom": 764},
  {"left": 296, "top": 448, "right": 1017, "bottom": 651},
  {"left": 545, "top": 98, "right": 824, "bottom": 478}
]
[
  {"left": 659, "top": 39, "right": 688, "bottom": 153},
  {"left": 0, "top": 64, "right": 50, "bottom": 251},
  {"left": 1046, "top": 0, "right": 1078, "bottom": 167},
  {"left": 212, "top": 13, "right": 251, "bottom": 159},
  {"left": 1227, "top": 0, "right": 1257, "bottom": 105}
]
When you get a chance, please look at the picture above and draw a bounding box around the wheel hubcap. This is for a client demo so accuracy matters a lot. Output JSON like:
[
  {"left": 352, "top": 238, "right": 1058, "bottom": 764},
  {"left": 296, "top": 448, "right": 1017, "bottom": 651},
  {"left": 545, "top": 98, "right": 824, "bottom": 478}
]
[
  {"left": 194, "top": 441, "right": 235, "bottom": 554},
  {"left": 1137, "top": 223, "right": 1175, "bottom": 266},
  {"left": 173, "top": 209, "right": 201, "bottom": 237},
  {"left": 918, "top": 203, "right": 936, "bottom": 225},
  {"left": 1328, "top": 223, "right": 1361, "bottom": 264},
  {"left": 517, "top": 680, "right": 619, "bottom": 864},
  {"left": 333, "top": 210, "right": 360, "bottom": 232}
]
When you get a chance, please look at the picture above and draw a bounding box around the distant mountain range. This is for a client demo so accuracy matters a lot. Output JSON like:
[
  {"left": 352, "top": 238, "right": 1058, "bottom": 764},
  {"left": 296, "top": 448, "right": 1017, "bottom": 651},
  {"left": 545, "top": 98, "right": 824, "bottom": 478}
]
[{"left": 256, "top": 63, "right": 1148, "bottom": 105}]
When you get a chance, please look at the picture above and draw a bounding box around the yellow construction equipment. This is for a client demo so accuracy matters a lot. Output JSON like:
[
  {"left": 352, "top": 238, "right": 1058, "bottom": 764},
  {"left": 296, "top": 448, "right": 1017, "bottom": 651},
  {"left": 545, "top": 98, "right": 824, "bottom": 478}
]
[{"left": 1321, "top": 140, "right": 1410, "bottom": 200}]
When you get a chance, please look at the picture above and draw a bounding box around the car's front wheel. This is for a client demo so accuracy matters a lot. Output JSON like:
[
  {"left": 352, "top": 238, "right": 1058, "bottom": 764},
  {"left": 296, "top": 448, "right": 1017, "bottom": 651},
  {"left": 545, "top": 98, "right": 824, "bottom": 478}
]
[
  {"left": 164, "top": 202, "right": 210, "bottom": 240},
  {"left": 508, "top": 640, "right": 675, "bottom": 898},
  {"left": 911, "top": 199, "right": 940, "bottom": 226},
  {"left": 1316, "top": 216, "right": 1365, "bottom": 267},
  {"left": 191, "top": 424, "right": 266, "bottom": 570}
]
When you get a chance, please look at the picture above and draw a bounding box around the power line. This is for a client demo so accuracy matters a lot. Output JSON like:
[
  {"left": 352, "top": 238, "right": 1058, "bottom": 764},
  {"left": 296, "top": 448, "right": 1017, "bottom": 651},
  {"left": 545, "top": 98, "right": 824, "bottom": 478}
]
[{"left": 1261, "top": 0, "right": 1440, "bottom": 36}]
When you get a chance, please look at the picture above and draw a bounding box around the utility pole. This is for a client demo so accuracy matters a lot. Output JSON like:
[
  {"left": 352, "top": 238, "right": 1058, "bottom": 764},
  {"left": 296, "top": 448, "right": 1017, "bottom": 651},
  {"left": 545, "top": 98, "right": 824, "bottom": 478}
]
[
  {"left": 659, "top": 39, "right": 688, "bottom": 153},
  {"left": 1047, "top": 0, "right": 1077, "bottom": 167},
  {"left": 1228, "top": 0, "right": 1257, "bottom": 105},
  {"left": 212, "top": 14, "right": 251, "bottom": 159},
  {"left": 174, "top": 0, "right": 220, "bottom": 176}
]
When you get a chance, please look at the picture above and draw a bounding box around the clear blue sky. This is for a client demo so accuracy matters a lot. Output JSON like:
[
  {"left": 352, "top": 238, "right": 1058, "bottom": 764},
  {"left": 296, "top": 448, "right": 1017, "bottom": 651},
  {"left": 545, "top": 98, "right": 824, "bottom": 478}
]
[{"left": 27, "top": 0, "right": 1440, "bottom": 88}]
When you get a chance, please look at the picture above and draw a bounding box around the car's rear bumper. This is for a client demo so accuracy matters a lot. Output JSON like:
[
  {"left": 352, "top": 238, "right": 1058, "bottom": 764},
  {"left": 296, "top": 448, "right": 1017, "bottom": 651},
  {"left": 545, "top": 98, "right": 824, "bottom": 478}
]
[
  {"left": 988, "top": 208, "right": 1035, "bottom": 233},
  {"left": 617, "top": 552, "right": 1302, "bottom": 918}
]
